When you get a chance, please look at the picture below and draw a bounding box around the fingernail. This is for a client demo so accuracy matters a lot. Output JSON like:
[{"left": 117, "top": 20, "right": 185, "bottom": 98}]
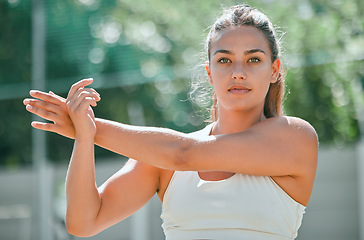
[
  {"left": 26, "top": 105, "right": 33, "bottom": 110},
  {"left": 30, "top": 90, "right": 36, "bottom": 95}
]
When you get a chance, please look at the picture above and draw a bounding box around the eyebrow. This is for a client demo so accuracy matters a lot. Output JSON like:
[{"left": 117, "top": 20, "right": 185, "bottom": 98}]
[
  {"left": 213, "top": 49, "right": 233, "bottom": 56},
  {"left": 245, "top": 48, "right": 266, "bottom": 55},
  {"left": 213, "top": 48, "right": 266, "bottom": 56}
]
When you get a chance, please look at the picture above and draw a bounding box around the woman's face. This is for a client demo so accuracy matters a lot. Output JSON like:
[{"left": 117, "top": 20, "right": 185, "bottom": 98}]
[{"left": 206, "top": 26, "right": 280, "bottom": 116}]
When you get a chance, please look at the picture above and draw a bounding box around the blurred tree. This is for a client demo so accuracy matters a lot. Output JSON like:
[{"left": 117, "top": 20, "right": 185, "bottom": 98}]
[
  {"left": 0, "top": 0, "right": 363, "bottom": 167},
  {"left": 0, "top": 0, "right": 31, "bottom": 85},
  {"left": 281, "top": 0, "right": 364, "bottom": 145},
  {"left": 0, "top": 0, "right": 32, "bottom": 169}
]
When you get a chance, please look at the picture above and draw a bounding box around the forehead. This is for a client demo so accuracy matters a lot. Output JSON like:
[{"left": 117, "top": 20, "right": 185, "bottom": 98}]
[{"left": 210, "top": 26, "right": 271, "bottom": 55}]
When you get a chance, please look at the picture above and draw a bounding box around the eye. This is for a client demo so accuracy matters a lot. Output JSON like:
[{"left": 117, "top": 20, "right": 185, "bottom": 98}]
[
  {"left": 217, "top": 58, "right": 231, "bottom": 64},
  {"left": 248, "top": 57, "right": 260, "bottom": 63}
]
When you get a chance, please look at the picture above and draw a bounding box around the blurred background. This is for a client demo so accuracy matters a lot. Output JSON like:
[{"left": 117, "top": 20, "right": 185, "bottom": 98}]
[{"left": 0, "top": 0, "right": 363, "bottom": 239}]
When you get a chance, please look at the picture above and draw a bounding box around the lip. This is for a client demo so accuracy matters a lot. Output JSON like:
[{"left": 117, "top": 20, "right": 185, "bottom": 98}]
[{"left": 228, "top": 85, "right": 251, "bottom": 94}]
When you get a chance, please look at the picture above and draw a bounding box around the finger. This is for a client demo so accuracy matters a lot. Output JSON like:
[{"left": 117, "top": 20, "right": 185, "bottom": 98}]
[
  {"left": 30, "top": 90, "right": 65, "bottom": 102},
  {"left": 29, "top": 90, "right": 65, "bottom": 105},
  {"left": 49, "top": 91, "right": 61, "bottom": 98},
  {"left": 66, "top": 88, "right": 100, "bottom": 111},
  {"left": 67, "top": 78, "right": 93, "bottom": 100},
  {"left": 88, "top": 88, "right": 101, "bottom": 99},
  {"left": 66, "top": 85, "right": 100, "bottom": 110},
  {"left": 77, "top": 97, "right": 98, "bottom": 111},
  {"left": 31, "top": 121, "right": 57, "bottom": 133},
  {"left": 81, "top": 88, "right": 101, "bottom": 101},
  {"left": 23, "top": 99, "right": 59, "bottom": 114},
  {"left": 72, "top": 93, "right": 98, "bottom": 112},
  {"left": 26, "top": 104, "right": 58, "bottom": 122},
  {"left": 48, "top": 91, "right": 64, "bottom": 99}
]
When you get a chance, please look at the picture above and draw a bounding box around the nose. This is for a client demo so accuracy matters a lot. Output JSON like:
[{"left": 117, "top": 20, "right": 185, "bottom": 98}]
[{"left": 232, "top": 64, "right": 247, "bottom": 80}]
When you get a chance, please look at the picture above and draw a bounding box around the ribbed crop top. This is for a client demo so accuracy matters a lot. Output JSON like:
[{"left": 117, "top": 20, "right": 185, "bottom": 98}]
[{"left": 160, "top": 124, "right": 306, "bottom": 240}]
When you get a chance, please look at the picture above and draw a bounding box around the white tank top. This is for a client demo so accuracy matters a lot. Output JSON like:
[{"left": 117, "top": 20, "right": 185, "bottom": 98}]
[{"left": 160, "top": 124, "right": 306, "bottom": 240}]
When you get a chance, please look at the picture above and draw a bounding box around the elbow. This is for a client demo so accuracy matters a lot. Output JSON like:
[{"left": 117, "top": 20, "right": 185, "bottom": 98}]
[
  {"left": 66, "top": 223, "right": 96, "bottom": 238},
  {"left": 66, "top": 223, "right": 91, "bottom": 237},
  {"left": 172, "top": 135, "right": 213, "bottom": 171},
  {"left": 65, "top": 216, "right": 98, "bottom": 237},
  {"left": 173, "top": 141, "right": 193, "bottom": 171}
]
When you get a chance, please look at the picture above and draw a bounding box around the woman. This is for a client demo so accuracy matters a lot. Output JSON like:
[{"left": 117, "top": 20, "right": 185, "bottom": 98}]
[{"left": 24, "top": 5, "right": 318, "bottom": 240}]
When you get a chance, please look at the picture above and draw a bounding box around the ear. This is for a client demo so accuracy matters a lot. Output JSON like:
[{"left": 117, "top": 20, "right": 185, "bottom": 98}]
[
  {"left": 205, "top": 61, "right": 213, "bottom": 85},
  {"left": 270, "top": 59, "right": 281, "bottom": 83}
]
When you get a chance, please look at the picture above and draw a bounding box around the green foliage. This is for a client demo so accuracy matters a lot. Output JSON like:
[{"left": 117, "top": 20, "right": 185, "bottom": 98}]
[
  {"left": 279, "top": 0, "right": 364, "bottom": 145},
  {"left": 0, "top": 0, "right": 31, "bottom": 85},
  {"left": 0, "top": 98, "right": 32, "bottom": 169},
  {"left": 0, "top": 0, "right": 363, "bottom": 167}
]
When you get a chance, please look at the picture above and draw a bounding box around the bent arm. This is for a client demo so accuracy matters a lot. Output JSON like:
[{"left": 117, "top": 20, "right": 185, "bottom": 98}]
[
  {"left": 66, "top": 141, "right": 160, "bottom": 237},
  {"left": 64, "top": 80, "right": 160, "bottom": 237},
  {"left": 65, "top": 138, "right": 101, "bottom": 236}
]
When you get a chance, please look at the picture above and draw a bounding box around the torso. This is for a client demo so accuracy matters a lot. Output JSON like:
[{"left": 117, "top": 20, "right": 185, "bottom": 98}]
[
  {"left": 160, "top": 170, "right": 306, "bottom": 240},
  {"left": 158, "top": 169, "right": 310, "bottom": 206}
]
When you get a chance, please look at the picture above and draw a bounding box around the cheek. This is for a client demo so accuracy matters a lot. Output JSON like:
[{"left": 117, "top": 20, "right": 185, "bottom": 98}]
[
  {"left": 253, "top": 65, "right": 273, "bottom": 83},
  {"left": 250, "top": 69, "right": 273, "bottom": 95},
  {"left": 209, "top": 67, "right": 225, "bottom": 85}
]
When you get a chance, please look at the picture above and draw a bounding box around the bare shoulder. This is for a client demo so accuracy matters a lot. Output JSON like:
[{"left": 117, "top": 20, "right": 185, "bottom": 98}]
[
  {"left": 258, "top": 116, "right": 318, "bottom": 167},
  {"left": 285, "top": 116, "right": 318, "bottom": 145},
  {"left": 262, "top": 116, "right": 318, "bottom": 144},
  {"left": 273, "top": 116, "right": 318, "bottom": 170},
  {"left": 285, "top": 116, "right": 317, "bottom": 133}
]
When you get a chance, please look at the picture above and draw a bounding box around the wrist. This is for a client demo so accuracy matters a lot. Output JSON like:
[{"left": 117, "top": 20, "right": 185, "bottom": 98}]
[
  {"left": 73, "top": 122, "right": 96, "bottom": 142},
  {"left": 75, "top": 133, "right": 95, "bottom": 144}
]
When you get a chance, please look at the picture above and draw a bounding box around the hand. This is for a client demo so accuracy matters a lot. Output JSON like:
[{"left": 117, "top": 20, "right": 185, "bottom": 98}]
[
  {"left": 23, "top": 78, "right": 100, "bottom": 139},
  {"left": 65, "top": 79, "right": 101, "bottom": 140},
  {"left": 24, "top": 89, "right": 76, "bottom": 138}
]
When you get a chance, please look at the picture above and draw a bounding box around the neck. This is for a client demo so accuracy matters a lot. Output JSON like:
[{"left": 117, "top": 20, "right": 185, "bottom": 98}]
[{"left": 211, "top": 108, "right": 266, "bottom": 135}]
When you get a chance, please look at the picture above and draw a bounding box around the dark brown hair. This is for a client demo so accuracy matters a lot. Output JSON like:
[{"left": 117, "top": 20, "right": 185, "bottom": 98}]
[{"left": 206, "top": 5, "right": 285, "bottom": 121}]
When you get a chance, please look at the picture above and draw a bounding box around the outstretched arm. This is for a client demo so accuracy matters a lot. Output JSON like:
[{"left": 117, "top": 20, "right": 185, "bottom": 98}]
[
  {"left": 93, "top": 115, "right": 318, "bottom": 177},
  {"left": 24, "top": 79, "right": 318, "bottom": 177},
  {"left": 23, "top": 79, "right": 191, "bottom": 164}
]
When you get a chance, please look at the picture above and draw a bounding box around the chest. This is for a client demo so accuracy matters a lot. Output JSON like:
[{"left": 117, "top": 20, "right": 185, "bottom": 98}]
[{"left": 162, "top": 172, "right": 301, "bottom": 228}]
